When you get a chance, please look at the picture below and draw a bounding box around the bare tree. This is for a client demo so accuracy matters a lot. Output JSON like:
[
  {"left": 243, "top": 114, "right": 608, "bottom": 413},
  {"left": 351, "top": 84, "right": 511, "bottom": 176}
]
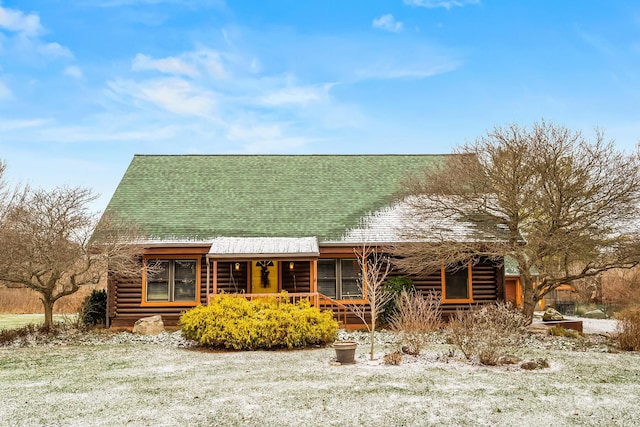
[
  {"left": 0, "top": 186, "right": 144, "bottom": 330},
  {"left": 396, "top": 120, "right": 640, "bottom": 321},
  {"left": 346, "top": 244, "right": 393, "bottom": 360},
  {"left": 0, "top": 160, "right": 27, "bottom": 224}
]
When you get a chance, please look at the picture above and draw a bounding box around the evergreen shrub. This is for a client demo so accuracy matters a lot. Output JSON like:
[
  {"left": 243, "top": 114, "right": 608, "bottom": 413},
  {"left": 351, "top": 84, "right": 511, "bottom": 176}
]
[
  {"left": 380, "top": 276, "right": 414, "bottom": 324},
  {"left": 79, "top": 289, "right": 107, "bottom": 327},
  {"left": 180, "top": 293, "right": 338, "bottom": 350}
]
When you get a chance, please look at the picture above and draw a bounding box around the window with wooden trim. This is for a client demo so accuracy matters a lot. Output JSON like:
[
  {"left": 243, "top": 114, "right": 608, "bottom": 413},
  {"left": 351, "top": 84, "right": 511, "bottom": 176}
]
[
  {"left": 442, "top": 261, "right": 473, "bottom": 303},
  {"left": 144, "top": 258, "right": 199, "bottom": 304},
  {"left": 318, "top": 258, "right": 361, "bottom": 299}
]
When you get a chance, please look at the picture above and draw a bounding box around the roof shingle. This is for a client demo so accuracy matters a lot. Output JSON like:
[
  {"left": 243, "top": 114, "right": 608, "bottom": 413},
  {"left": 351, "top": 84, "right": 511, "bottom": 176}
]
[{"left": 104, "top": 154, "right": 446, "bottom": 241}]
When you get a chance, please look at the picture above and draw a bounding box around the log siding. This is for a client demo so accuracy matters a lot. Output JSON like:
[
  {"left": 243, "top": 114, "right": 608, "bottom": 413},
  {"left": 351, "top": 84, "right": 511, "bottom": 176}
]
[{"left": 107, "top": 253, "right": 504, "bottom": 327}]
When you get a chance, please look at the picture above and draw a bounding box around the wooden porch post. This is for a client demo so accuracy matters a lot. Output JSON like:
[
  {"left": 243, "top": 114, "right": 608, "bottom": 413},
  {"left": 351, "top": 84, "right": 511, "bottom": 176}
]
[
  {"left": 311, "top": 259, "right": 318, "bottom": 307},
  {"left": 212, "top": 260, "right": 218, "bottom": 296},
  {"left": 206, "top": 257, "right": 210, "bottom": 303}
]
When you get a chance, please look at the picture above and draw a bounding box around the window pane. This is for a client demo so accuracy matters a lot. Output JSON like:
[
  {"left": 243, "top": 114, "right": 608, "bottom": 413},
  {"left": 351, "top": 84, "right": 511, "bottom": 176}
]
[
  {"left": 318, "top": 260, "right": 336, "bottom": 279},
  {"left": 318, "top": 280, "right": 337, "bottom": 298},
  {"left": 174, "top": 260, "right": 197, "bottom": 301},
  {"left": 341, "top": 279, "right": 361, "bottom": 298},
  {"left": 340, "top": 259, "right": 359, "bottom": 279},
  {"left": 147, "top": 260, "right": 170, "bottom": 301},
  {"left": 445, "top": 268, "right": 469, "bottom": 299},
  {"left": 340, "top": 259, "right": 362, "bottom": 298},
  {"left": 318, "top": 260, "right": 336, "bottom": 298}
]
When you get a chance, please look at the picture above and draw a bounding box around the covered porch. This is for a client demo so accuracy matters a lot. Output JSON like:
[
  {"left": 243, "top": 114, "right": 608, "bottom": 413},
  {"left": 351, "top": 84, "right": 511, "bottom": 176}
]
[
  {"left": 203, "top": 237, "right": 352, "bottom": 325},
  {"left": 204, "top": 237, "right": 319, "bottom": 297}
]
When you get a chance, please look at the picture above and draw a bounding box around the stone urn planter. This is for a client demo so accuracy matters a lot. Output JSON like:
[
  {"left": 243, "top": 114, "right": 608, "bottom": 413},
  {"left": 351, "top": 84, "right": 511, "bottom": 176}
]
[{"left": 333, "top": 341, "right": 358, "bottom": 364}]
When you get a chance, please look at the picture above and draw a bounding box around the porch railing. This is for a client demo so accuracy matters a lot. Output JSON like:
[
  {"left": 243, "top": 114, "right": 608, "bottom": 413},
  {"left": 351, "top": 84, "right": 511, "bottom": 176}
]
[
  {"left": 207, "top": 292, "right": 319, "bottom": 307},
  {"left": 318, "top": 294, "right": 350, "bottom": 327},
  {"left": 206, "top": 292, "right": 352, "bottom": 327}
]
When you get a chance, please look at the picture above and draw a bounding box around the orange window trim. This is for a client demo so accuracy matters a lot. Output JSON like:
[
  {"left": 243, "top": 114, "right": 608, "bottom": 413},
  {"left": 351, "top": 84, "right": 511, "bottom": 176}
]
[
  {"left": 319, "top": 256, "right": 365, "bottom": 302},
  {"left": 141, "top": 255, "right": 202, "bottom": 307},
  {"left": 441, "top": 260, "right": 474, "bottom": 304}
]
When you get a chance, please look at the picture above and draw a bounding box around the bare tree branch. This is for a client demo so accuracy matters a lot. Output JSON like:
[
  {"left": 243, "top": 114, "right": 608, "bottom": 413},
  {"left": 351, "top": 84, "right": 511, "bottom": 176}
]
[
  {"left": 0, "top": 184, "right": 147, "bottom": 329},
  {"left": 396, "top": 120, "right": 640, "bottom": 320},
  {"left": 344, "top": 244, "right": 393, "bottom": 360}
]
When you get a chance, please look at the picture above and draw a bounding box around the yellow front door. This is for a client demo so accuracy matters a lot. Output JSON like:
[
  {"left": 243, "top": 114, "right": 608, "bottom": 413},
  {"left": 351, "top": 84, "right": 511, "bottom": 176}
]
[{"left": 251, "top": 260, "right": 279, "bottom": 293}]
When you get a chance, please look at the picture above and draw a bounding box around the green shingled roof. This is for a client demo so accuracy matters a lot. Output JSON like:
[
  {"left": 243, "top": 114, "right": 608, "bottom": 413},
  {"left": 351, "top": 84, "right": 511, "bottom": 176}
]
[
  {"left": 104, "top": 154, "right": 447, "bottom": 241},
  {"left": 504, "top": 255, "right": 539, "bottom": 277},
  {"left": 504, "top": 256, "right": 520, "bottom": 276}
]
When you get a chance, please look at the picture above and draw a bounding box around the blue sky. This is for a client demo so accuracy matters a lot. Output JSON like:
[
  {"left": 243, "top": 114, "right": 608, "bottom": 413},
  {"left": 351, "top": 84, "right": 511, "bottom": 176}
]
[{"left": 1, "top": 0, "right": 640, "bottom": 211}]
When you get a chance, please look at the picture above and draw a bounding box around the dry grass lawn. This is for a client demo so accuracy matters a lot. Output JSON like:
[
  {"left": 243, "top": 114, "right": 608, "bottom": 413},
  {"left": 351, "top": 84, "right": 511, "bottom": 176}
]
[
  {"left": 0, "top": 330, "right": 639, "bottom": 426},
  {"left": 0, "top": 286, "right": 97, "bottom": 314}
]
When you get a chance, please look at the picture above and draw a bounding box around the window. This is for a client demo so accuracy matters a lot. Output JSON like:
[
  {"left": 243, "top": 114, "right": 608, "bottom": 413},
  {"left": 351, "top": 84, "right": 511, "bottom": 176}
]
[
  {"left": 144, "top": 258, "right": 199, "bottom": 304},
  {"left": 318, "top": 260, "right": 337, "bottom": 298},
  {"left": 318, "top": 258, "right": 362, "bottom": 299},
  {"left": 441, "top": 261, "right": 473, "bottom": 303}
]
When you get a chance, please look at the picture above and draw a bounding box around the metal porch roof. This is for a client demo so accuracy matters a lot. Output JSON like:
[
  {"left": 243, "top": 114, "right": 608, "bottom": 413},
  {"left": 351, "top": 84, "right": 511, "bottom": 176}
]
[{"left": 207, "top": 237, "right": 320, "bottom": 259}]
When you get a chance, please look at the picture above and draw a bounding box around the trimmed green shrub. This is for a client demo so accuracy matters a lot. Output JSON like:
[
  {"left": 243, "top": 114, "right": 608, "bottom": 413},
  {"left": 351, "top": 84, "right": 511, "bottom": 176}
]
[
  {"left": 79, "top": 289, "right": 107, "bottom": 327},
  {"left": 180, "top": 293, "right": 339, "bottom": 350}
]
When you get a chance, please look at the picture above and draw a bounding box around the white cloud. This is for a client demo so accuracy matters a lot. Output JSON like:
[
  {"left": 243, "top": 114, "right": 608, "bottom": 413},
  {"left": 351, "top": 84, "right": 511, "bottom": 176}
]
[
  {"left": 227, "top": 122, "right": 307, "bottom": 153},
  {"left": 0, "top": 5, "right": 42, "bottom": 36},
  {"left": 139, "top": 80, "right": 215, "bottom": 117},
  {"left": 355, "top": 60, "right": 459, "bottom": 80},
  {"left": 0, "top": 80, "right": 11, "bottom": 99},
  {"left": 191, "top": 49, "right": 225, "bottom": 78},
  {"left": 64, "top": 65, "right": 84, "bottom": 79},
  {"left": 107, "top": 77, "right": 217, "bottom": 118},
  {"left": 95, "top": 0, "right": 224, "bottom": 8},
  {"left": 37, "top": 42, "right": 73, "bottom": 58},
  {"left": 258, "top": 84, "right": 332, "bottom": 106},
  {"left": 0, "top": 5, "right": 73, "bottom": 60},
  {"left": 28, "top": 124, "right": 181, "bottom": 143},
  {"left": 347, "top": 41, "right": 462, "bottom": 81},
  {"left": 372, "top": 14, "right": 403, "bottom": 33},
  {"left": 132, "top": 53, "right": 199, "bottom": 77},
  {"left": 404, "top": 0, "right": 480, "bottom": 9},
  {"left": 0, "top": 118, "right": 50, "bottom": 131},
  {"left": 131, "top": 49, "right": 225, "bottom": 78}
]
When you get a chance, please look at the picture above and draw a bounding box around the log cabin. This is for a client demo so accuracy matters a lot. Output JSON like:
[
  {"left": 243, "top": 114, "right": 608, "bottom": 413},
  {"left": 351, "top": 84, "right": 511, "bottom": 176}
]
[{"left": 99, "top": 154, "right": 508, "bottom": 328}]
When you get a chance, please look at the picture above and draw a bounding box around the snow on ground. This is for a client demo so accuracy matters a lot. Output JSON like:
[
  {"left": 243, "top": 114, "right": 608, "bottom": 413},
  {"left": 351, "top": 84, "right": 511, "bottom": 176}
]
[
  {"left": 1, "top": 329, "right": 638, "bottom": 427},
  {"left": 0, "top": 318, "right": 634, "bottom": 426},
  {"left": 532, "top": 312, "right": 619, "bottom": 334},
  {"left": 567, "top": 317, "right": 619, "bottom": 334}
]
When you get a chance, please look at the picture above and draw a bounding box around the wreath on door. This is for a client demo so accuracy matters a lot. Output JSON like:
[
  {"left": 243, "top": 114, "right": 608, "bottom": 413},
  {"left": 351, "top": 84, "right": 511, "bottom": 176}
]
[{"left": 257, "top": 260, "right": 274, "bottom": 288}]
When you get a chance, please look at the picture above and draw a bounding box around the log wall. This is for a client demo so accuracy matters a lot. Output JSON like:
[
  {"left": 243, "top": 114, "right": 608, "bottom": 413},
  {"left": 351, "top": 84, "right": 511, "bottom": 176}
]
[
  {"left": 215, "top": 261, "right": 249, "bottom": 294},
  {"left": 108, "top": 255, "right": 209, "bottom": 327},
  {"left": 281, "top": 262, "right": 311, "bottom": 293},
  {"left": 407, "top": 258, "right": 502, "bottom": 319},
  {"left": 108, "top": 254, "right": 504, "bottom": 328}
]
